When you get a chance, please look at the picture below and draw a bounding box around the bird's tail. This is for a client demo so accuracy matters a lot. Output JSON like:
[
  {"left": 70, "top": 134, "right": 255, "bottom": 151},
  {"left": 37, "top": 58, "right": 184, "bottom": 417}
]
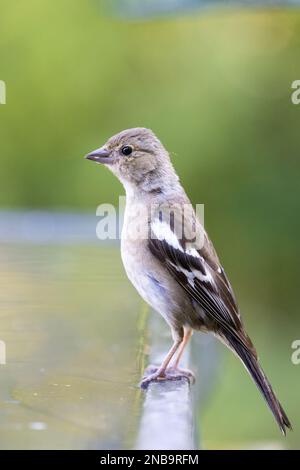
[{"left": 226, "top": 333, "right": 292, "bottom": 435}]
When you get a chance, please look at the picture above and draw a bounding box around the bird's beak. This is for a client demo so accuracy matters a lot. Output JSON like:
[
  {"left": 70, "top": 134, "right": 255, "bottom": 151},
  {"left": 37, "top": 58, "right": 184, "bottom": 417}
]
[{"left": 84, "top": 147, "right": 114, "bottom": 164}]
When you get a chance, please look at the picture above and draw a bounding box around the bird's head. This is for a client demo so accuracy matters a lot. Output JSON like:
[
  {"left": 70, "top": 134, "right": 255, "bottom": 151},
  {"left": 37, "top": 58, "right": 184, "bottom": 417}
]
[{"left": 85, "top": 128, "right": 178, "bottom": 193}]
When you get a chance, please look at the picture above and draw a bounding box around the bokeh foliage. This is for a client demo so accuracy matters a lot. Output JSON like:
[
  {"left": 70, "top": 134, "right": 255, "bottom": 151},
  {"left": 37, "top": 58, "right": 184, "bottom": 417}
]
[{"left": 1, "top": 2, "right": 299, "bottom": 312}]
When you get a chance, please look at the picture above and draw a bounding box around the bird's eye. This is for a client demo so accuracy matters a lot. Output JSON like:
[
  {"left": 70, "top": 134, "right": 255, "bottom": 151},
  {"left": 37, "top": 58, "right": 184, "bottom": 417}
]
[{"left": 121, "top": 145, "right": 133, "bottom": 156}]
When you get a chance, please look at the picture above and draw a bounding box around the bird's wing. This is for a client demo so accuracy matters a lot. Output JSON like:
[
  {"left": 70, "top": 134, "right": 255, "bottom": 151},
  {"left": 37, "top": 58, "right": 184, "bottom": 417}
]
[{"left": 149, "top": 214, "right": 255, "bottom": 354}]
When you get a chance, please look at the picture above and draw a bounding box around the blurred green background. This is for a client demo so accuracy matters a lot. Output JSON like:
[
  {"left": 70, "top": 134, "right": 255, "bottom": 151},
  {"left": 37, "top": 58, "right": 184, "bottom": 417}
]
[{"left": 0, "top": 0, "right": 299, "bottom": 449}]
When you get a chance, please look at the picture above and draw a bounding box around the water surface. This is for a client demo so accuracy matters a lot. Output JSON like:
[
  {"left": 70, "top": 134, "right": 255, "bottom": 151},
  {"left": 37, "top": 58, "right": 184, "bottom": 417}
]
[{"left": 0, "top": 243, "right": 145, "bottom": 449}]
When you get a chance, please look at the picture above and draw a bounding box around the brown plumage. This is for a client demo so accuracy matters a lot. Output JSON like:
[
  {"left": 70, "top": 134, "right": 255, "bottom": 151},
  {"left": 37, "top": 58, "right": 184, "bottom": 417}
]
[
  {"left": 149, "top": 231, "right": 291, "bottom": 435},
  {"left": 85, "top": 127, "right": 292, "bottom": 435}
]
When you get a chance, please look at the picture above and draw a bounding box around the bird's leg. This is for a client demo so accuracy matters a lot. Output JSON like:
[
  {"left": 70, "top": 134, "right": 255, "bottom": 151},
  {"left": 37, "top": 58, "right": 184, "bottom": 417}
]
[
  {"left": 140, "top": 337, "right": 182, "bottom": 389},
  {"left": 173, "top": 327, "right": 193, "bottom": 369},
  {"left": 168, "top": 327, "right": 195, "bottom": 383},
  {"left": 140, "top": 327, "right": 195, "bottom": 388},
  {"left": 140, "top": 326, "right": 184, "bottom": 388}
]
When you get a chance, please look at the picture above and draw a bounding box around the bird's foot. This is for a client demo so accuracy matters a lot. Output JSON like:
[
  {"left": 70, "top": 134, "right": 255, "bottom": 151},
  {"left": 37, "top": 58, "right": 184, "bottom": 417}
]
[
  {"left": 140, "top": 365, "right": 167, "bottom": 390},
  {"left": 167, "top": 366, "right": 196, "bottom": 384},
  {"left": 140, "top": 364, "right": 195, "bottom": 389}
]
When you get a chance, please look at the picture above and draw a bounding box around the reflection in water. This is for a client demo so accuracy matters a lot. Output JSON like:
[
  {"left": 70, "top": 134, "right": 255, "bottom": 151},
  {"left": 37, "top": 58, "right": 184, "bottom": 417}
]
[{"left": 0, "top": 243, "right": 145, "bottom": 449}]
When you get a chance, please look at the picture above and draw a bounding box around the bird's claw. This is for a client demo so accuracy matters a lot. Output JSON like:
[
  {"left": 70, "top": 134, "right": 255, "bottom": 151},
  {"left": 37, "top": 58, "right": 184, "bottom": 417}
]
[
  {"left": 168, "top": 366, "right": 196, "bottom": 384},
  {"left": 140, "top": 364, "right": 195, "bottom": 389}
]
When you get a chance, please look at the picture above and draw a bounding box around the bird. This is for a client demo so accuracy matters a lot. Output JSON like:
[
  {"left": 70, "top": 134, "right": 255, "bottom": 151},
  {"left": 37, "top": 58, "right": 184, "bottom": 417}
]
[{"left": 85, "top": 127, "right": 291, "bottom": 435}]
